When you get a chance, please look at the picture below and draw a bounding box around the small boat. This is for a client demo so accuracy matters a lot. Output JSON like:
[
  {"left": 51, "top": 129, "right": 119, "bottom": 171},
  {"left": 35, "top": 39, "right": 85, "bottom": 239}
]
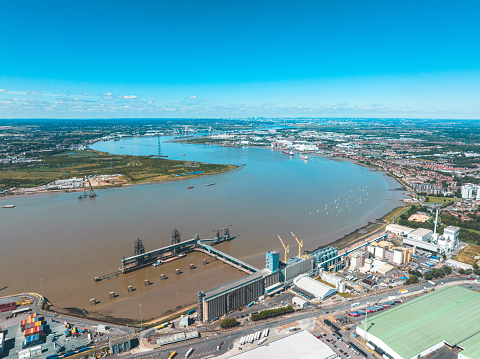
[
  {"left": 2, "top": 205, "right": 15, "bottom": 208},
  {"left": 187, "top": 186, "right": 194, "bottom": 189},
  {"left": 282, "top": 150, "right": 294, "bottom": 156},
  {"left": 299, "top": 154, "right": 309, "bottom": 160},
  {"left": 180, "top": 154, "right": 185, "bottom": 156},
  {"left": 152, "top": 259, "right": 163, "bottom": 267},
  {"left": 178, "top": 253, "right": 186, "bottom": 258},
  {"left": 206, "top": 183, "right": 216, "bottom": 186}
]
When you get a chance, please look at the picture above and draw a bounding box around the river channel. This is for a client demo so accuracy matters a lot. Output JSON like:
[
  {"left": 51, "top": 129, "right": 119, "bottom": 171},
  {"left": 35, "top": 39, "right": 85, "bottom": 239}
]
[{"left": 0, "top": 136, "right": 403, "bottom": 320}]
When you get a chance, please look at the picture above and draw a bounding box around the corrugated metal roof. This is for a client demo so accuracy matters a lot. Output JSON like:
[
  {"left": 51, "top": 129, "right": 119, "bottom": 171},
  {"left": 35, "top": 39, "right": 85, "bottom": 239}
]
[
  {"left": 203, "top": 268, "right": 270, "bottom": 299},
  {"left": 294, "top": 276, "right": 336, "bottom": 299},
  {"left": 361, "top": 286, "right": 480, "bottom": 359},
  {"left": 457, "top": 332, "right": 480, "bottom": 359}
]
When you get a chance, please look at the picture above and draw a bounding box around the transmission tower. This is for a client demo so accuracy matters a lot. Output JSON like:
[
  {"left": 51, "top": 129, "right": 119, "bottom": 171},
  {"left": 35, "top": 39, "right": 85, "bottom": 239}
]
[
  {"left": 134, "top": 238, "right": 145, "bottom": 255},
  {"left": 171, "top": 228, "right": 181, "bottom": 244},
  {"left": 157, "top": 136, "right": 162, "bottom": 156}
]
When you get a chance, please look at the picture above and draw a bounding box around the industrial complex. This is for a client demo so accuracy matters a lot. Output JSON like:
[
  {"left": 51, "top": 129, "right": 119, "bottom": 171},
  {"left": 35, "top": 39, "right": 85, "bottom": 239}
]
[
  {"left": 196, "top": 233, "right": 388, "bottom": 322},
  {"left": 356, "top": 286, "right": 480, "bottom": 359}
]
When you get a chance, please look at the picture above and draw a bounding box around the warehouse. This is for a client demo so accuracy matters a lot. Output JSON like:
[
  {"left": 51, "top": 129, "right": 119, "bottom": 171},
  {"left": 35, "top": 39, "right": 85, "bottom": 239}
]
[
  {"left": 292, "top": 275, "right": 336, "bottom": 300},
  {"left": 356, "top": 286, "right": 480, "bottom": 359},
  {"left": 231, "top": 330, "right": 338, "bottom": 359}
]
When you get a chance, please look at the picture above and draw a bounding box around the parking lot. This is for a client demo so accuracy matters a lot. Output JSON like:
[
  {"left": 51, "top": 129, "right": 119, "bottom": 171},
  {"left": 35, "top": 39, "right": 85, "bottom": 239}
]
[{"left": 311, "top": 325, "right": 368, "bottom": 359}]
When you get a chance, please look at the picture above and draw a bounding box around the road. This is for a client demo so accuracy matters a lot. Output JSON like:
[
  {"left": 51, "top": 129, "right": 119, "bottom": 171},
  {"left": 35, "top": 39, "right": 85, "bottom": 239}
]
[{"left": 123, "top": 276, "right": 478, "bottom": 359}]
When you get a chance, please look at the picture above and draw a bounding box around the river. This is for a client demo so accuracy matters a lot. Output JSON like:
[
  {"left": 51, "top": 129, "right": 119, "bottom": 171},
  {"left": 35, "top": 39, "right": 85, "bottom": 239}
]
[{"left": 0, "top": 135, "right": 403, "bottom": 321}]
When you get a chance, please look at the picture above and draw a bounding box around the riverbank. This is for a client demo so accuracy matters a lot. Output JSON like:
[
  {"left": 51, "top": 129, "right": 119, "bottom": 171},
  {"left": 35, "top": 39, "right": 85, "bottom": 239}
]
[{"left": 0, "top": 150, "right": 239, "bottom": 199}]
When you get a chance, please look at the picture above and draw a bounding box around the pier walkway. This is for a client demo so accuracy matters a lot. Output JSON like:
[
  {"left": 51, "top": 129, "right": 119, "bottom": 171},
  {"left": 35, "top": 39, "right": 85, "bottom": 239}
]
[{"left": 195, "top": 240, "right": 259, "bottom": 274}]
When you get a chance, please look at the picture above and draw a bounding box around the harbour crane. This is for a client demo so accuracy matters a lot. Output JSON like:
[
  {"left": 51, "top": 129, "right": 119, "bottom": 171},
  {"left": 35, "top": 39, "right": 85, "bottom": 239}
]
[
  {"left": 277, "top": 235, "right": 289, "bottom": 263},
  {"left": 291, "top": 232, "right": 303, "bottom": 258}
]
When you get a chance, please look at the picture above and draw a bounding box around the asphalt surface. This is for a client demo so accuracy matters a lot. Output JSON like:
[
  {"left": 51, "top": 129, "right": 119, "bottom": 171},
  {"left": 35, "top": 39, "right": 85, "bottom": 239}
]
[
  {"left": 123, "top": 276, "right": 478, "bottom": 359},
  {"left": 2, "top": 276, "right": 477, "bottom": 359}
]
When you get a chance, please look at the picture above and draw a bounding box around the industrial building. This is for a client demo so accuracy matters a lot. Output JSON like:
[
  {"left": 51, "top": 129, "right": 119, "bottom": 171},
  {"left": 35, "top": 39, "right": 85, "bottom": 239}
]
[
  {"left": 403, "top": 225, "right": 459, "bottom": 254},
  {"left": 230, "top": 330, "right": 338, "bottom": 359},
  {"left": 197, "top": 246, "right": 340, "bottom": 322},
  {"left": 197, "top": 268, "right": 274, "bottom": 322},
  {"left": 46, "top": 177, "right": 84, "bottom": 190},
  {"left": 445, "top": 259, "right": 474, "bottom": 271},
  {"left": 292, "top": 275, "right": 336, "bottom": 300},
  {"left": 109, "top": 335, "right": 132, "bottom": 355},
  {"left": 386, "top": 224, "right": 414, "bottom": 236},
  {"left": 356, "top": 286, "right": 480, "bottom": 359},
  {"left": 348, "top": 250, "right": 367, "bottom": 271},
  {"left": 291, "top": 296, "right": 308, "bottom": 309}
]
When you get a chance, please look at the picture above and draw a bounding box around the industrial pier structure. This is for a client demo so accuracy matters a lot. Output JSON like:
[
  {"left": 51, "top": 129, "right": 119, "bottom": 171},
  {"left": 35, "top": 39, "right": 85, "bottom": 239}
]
[
  {"left": 117, "top": 229, "right": 387, "bottom": 323},
  {"left": 197, "top": 233, "right": 388, "bottom": 322},
  {"left": 119, "top": 228, "right": 257, "bottom": 274}
]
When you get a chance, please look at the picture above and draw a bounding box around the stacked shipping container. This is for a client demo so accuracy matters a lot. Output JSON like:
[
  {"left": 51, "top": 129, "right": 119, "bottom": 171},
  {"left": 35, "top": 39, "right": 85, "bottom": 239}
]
[{"left": 21, "top": 313, "right": 45, "bottom": 349}]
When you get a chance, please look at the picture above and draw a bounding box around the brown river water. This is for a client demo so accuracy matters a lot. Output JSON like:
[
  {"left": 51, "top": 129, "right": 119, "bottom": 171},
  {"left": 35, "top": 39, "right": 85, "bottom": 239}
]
[{"left": 0, "top": 137, "right": 403, "bottom": 320}]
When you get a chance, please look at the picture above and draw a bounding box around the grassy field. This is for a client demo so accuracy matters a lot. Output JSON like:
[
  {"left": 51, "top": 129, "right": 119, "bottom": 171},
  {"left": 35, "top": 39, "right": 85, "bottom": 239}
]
[
  {"left": 384, "top": 205, "right": 409, "bottom": 223},
  {"left": 0, "top": 150, "right": 237, "bottom": 189},
  {"left": 424, "top": 196, "right": 457, "bottom": 204},
  {"left": 452, "top": 243, "right": 480, "bottom": 266}
]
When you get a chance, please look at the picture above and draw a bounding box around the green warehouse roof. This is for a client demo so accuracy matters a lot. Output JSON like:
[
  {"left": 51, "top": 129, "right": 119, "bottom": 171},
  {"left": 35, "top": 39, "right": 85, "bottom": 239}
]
[{"left": 361, "top": 286, "right": 480, "bottom": 359}]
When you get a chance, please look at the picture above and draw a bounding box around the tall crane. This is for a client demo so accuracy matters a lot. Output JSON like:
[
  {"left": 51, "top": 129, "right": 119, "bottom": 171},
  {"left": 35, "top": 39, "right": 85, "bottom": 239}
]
[
  {"left": 277, "top": 235, "right": 289, "bottom": 263},
  {"left": 291, "top": 232, "right": 303, "bottom": 258}
]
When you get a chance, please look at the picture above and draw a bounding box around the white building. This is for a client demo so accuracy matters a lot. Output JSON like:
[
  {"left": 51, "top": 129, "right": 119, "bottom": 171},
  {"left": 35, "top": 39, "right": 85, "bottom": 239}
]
[
  {"left": 393, "top": 249, "right": 404, "bottom": 266},
  {"left": 293, "top": 275, "right": 336, "bottom": 300},
  {"left": 349, "top": 251, "right": 366, "bottom": 271},
  {"left": 477, "top": 185, "right": 480, "bottom": 200},
  {"left": 292, "top": 296, "right": 308, "bottom": 309},
  {"left": 461, "top": 184, "right": 475, "bottom": 199},
  {"left": 374, "top": 246, "right": 385, "bottom": 260},
  {"left": 46, "top": 177, "right": 84, "bottom": 190},
  {"left": 402, "top": 225, "right": 459, "bottom": 255},
  {"left": 231, "top": 330, "right": 338, "bottom": 359},
  {"left": 403, "top": 228, "right": 438, "bottom": 253},
  {"left": 320, "top": 270, "right": 346, "bottom": 293},
  {"left": 445, "top": 259, "right": 474, "bottom": 271},
  {"left": 386, "top": 224, "right": 414, "bottom": 236},
  {"left": 443, "top": 226, "right": 460, "bottom": 245},
  {"left": 292, "top": 144, "right": 318, "bottom": 152}
]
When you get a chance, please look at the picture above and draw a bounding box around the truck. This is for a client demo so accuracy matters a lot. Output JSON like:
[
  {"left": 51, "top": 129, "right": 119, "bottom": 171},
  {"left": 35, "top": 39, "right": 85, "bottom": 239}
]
[
  {"left": 428, "top": 280, "right": 436, "bottom": 286},
  {"left": 258, "top": 337, "right": 267, "bottom": 345}
]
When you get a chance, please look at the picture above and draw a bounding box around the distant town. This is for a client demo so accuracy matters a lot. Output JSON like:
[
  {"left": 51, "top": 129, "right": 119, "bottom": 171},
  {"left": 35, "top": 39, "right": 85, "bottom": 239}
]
[{"left": 2, "top": 118, "right": 480, "bottom": 359}]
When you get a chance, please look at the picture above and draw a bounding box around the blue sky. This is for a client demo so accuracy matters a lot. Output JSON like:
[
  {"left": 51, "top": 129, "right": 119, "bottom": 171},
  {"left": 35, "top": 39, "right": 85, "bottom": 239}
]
[{"left": 1, "top": 0, "right": 479, "bottom": 119}]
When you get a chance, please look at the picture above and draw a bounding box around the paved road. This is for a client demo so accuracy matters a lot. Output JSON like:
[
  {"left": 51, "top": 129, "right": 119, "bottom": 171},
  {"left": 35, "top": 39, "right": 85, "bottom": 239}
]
[{"left": 124, "top": 276, "right": 478, "bottom": 359}]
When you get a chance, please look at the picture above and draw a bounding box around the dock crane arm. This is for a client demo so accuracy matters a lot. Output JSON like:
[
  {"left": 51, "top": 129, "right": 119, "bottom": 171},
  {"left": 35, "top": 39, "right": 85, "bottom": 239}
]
[
  {"left": 277, "top": 235, "right": 289, "bottom": 263},
  {"left": 291, "top": 232, "right": 303, "bottom": 258}
]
